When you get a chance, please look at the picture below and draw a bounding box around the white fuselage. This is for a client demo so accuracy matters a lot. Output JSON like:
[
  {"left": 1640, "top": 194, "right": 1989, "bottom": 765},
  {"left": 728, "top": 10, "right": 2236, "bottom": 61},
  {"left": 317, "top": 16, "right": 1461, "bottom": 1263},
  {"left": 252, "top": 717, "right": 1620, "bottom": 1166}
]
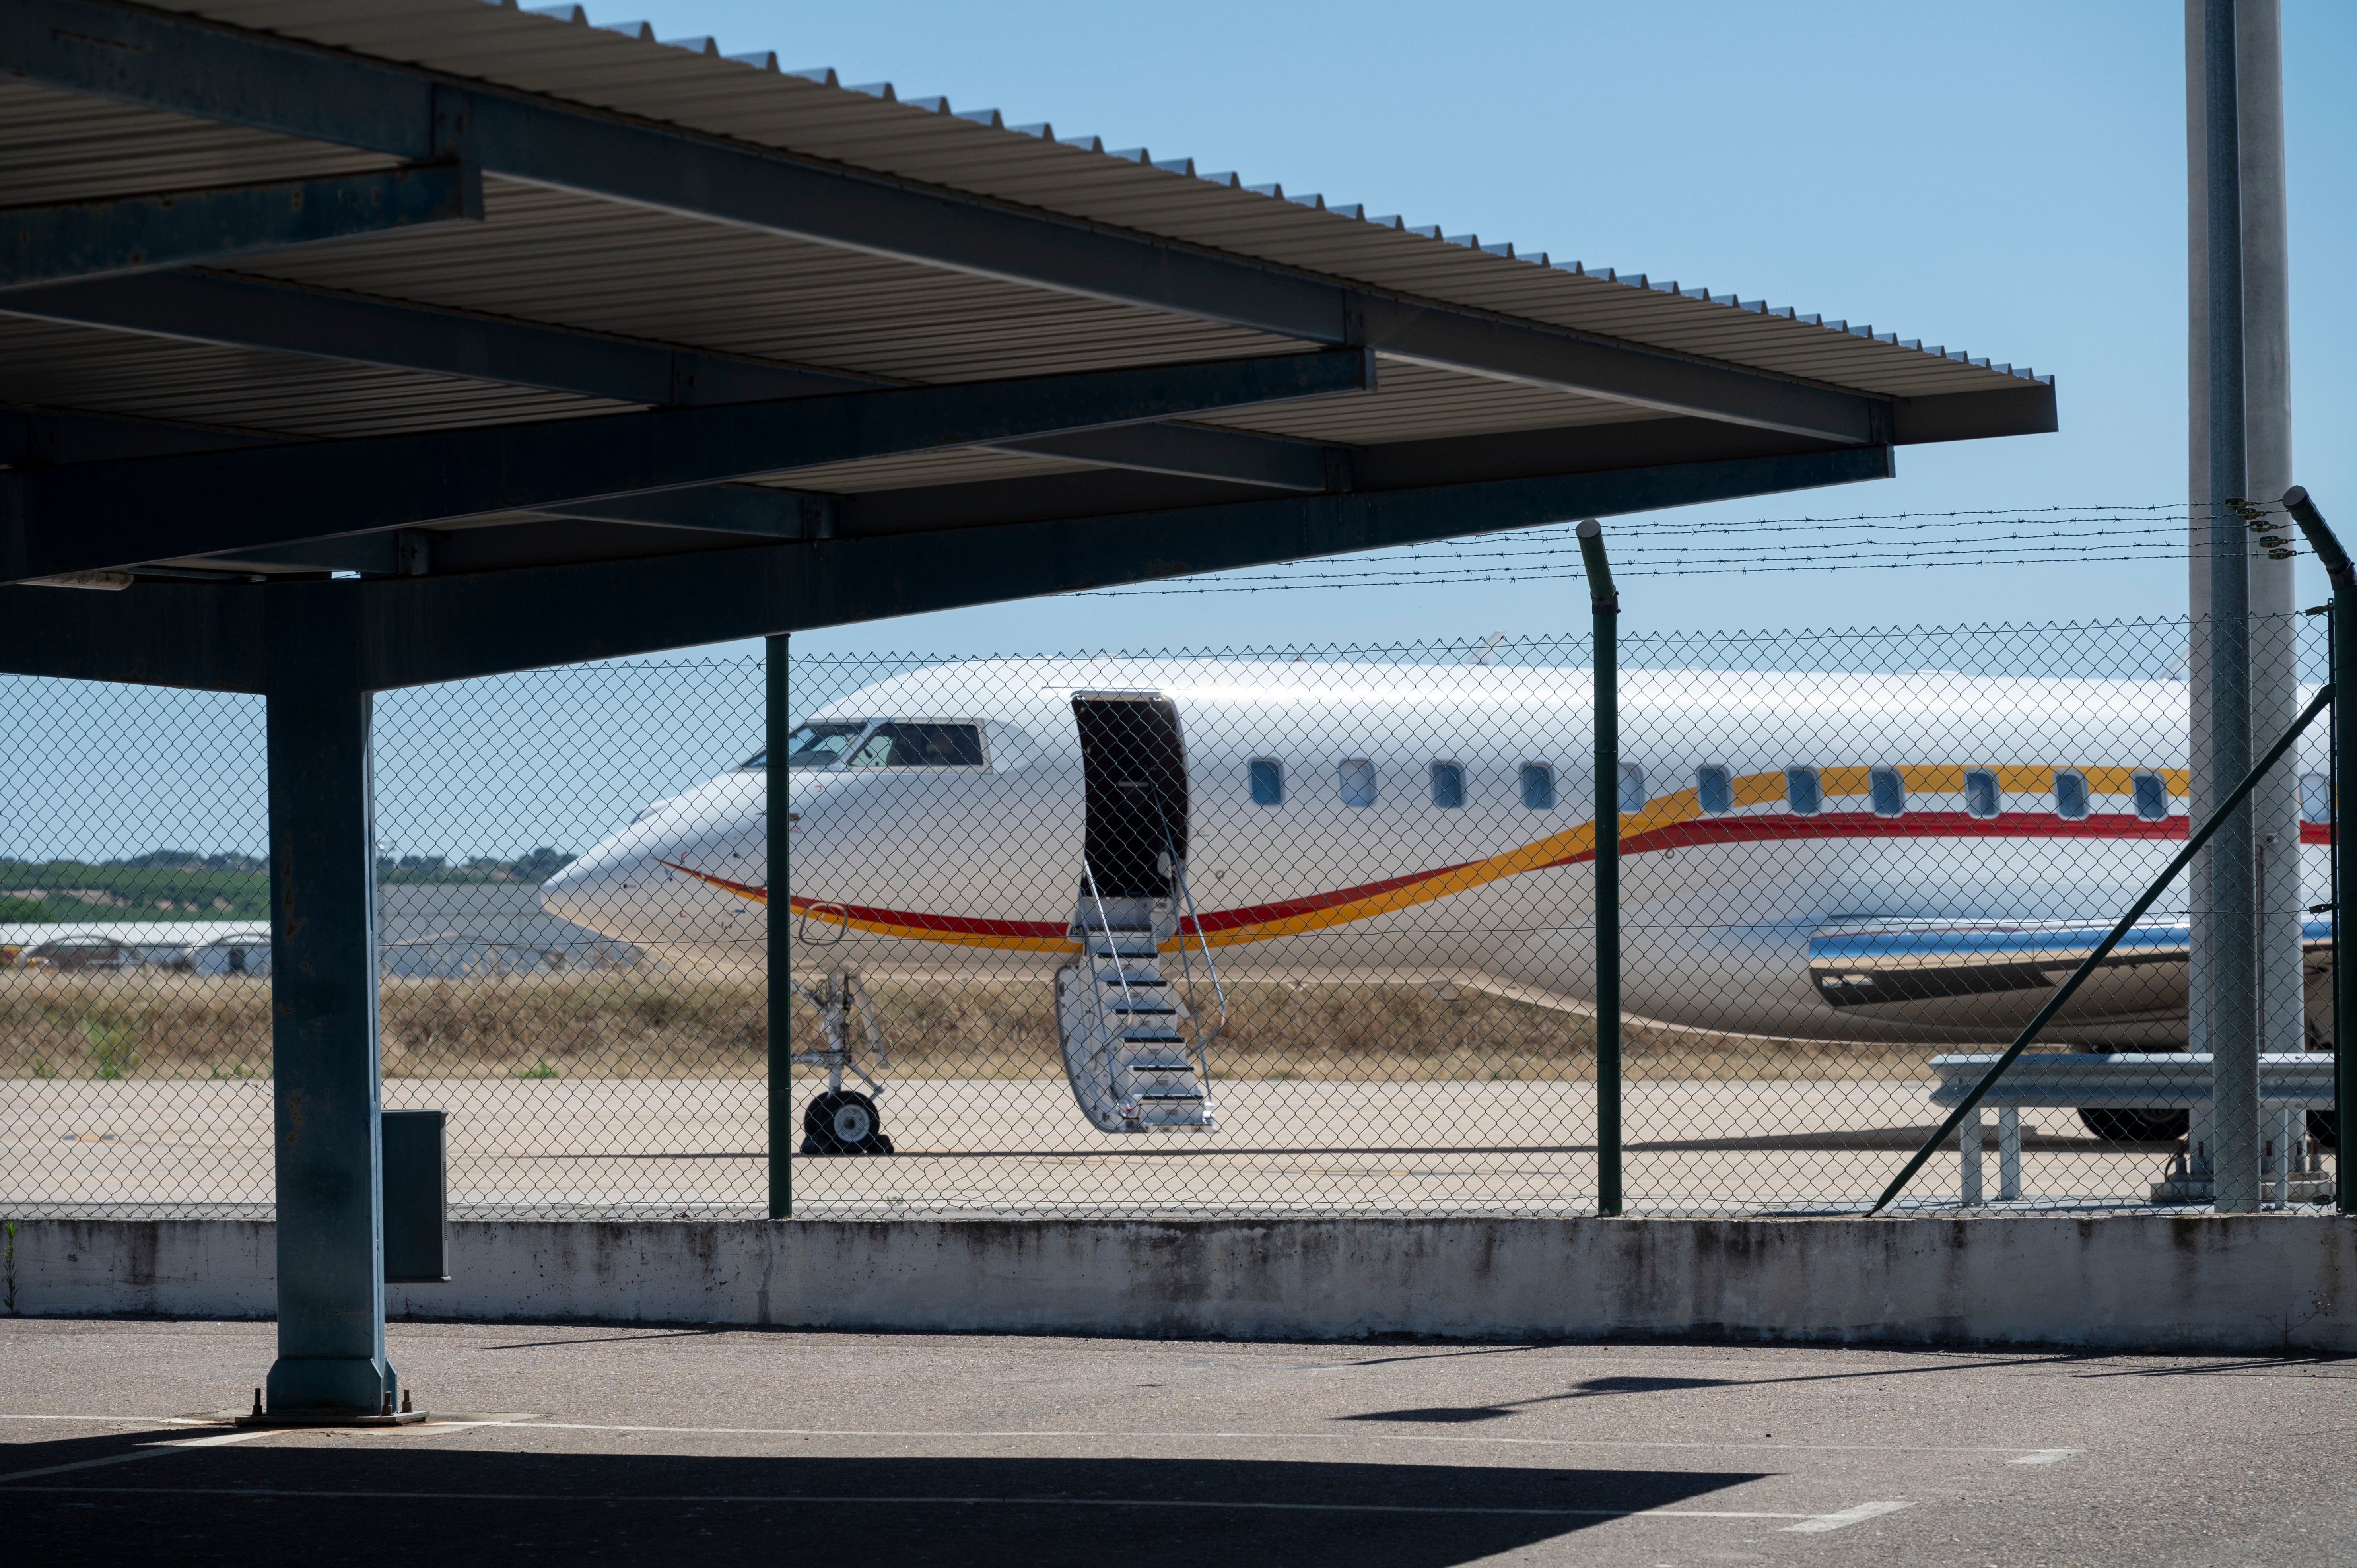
[{"left": 540, "top": 658, "right": 2330, "bottom": 1045}]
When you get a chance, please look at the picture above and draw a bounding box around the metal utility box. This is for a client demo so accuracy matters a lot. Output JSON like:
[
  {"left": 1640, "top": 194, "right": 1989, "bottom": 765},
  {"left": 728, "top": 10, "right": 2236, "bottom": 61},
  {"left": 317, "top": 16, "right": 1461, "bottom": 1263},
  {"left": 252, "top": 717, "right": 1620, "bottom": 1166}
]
[{"left": 381, "top": 1110, "right": 449, "bottom": 1283}]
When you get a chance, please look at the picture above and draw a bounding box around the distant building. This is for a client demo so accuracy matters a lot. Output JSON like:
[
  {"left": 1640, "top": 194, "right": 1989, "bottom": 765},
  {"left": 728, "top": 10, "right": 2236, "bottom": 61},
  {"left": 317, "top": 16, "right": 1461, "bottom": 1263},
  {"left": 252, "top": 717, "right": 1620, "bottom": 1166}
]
[{"left": 2, "top": 886, "right": 632, "bottom": 976}]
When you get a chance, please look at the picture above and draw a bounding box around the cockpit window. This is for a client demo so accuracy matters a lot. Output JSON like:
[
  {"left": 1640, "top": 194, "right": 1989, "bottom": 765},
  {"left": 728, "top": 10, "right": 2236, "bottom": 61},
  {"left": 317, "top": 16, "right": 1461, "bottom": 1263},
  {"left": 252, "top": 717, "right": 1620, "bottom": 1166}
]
[
  {"left": 844, "top": 721, "right": 987, "bottom": 769},
  {"left": 764, "top": 722, "right": 872, "bottom": 770}
]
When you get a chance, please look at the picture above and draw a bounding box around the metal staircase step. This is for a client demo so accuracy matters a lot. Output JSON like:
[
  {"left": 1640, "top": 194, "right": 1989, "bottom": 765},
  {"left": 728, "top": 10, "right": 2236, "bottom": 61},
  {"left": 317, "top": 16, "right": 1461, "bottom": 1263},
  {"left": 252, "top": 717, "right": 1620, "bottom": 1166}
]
[{"left": 1061, "top": 882, "right": 1218, "bottom": 1133}]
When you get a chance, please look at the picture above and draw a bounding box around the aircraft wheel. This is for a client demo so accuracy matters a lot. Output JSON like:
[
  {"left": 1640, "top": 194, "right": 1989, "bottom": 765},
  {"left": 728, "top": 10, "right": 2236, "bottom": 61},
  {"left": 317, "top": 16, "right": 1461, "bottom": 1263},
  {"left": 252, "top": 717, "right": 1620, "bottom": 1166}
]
[
  {"left": 2308, "top": 1110, "right": 2337, "bottom": 1152},
  {"left": 2075, "top": 1108, "right": 2190, "bottom": 1143},
  {"left": 803, "top": 1090, "right": 891, "bottom": 1155}
]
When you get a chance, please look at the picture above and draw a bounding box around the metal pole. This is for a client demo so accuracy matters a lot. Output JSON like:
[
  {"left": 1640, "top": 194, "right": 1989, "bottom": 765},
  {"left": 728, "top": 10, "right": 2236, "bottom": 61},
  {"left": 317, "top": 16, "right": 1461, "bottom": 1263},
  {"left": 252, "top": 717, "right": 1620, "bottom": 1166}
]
[
  {"left": 262, "top": 584, "right": 394, "bottom": 1417},
  {"left": 2236, "top": 2, "right": 2303, "bottom": 1076},
  {"left": 2205, "top": 0, "right": 2261, "bottom": 1213},
  {"left": 1576, "top": 519, "right": 1621, "bottom": 1217},
  {"left": 2281, "top": 486, "right": 2355, "bottom": 1210},
  {"left": 767, "top": 631, "right": 792, "bottom": 1220}
]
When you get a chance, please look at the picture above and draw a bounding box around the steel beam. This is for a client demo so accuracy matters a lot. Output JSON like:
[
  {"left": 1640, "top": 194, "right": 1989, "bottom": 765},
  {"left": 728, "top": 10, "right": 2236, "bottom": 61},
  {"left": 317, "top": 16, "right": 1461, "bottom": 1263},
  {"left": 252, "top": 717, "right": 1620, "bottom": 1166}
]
[
  {"left": 0, "top": 403, "right": 283, "bottom": 465},
  {"left": 0, "top": 348, "right": 1374, "bottom": 582},
  {"left": 0, "top": 445, "right": 1889, "bottom": 690},
  {"left": 0, "top": 165, "right": 481, "bottom": 290},
  {"left": 358, "top": 445, "right": 1891, "bottom": 688},
  {"left": 4, "top": 271, "right": 1341, "bottom": 490},
  {"left": 1, "top": 401, "right": 1903, "bottom": 580},
  {"left": 1, "top": 270, "right": 862, "bottom": 405},
  {"left": 0, "top": 579, "right": 266, "bottom": 690},
  {"left": 536, "top": 486, "right": 827, "bottom": 539},
  {"left": 262, "top": 584, "right": 395, "bottom": 1416},
  {"left": 205, "top": 530, "right": 433, "bottom": 575},
  {"left": 4, "top": 0, "right": 1914, "bottom": 443},
  {"left": 1009, "top": 423, "right": 1331, "bottom": 490}
]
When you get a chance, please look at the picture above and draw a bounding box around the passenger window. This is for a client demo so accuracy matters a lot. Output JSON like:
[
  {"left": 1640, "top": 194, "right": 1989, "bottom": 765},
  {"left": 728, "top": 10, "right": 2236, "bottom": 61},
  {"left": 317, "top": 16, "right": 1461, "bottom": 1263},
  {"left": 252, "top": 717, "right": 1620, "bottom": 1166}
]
[
  {"left": 1617, "top": 764, "right": 1647, "bottom": 814},
  {"left": 1868, "top": 767, "right": 1905, "bottom": 818},
  {"left": 2131, "top": 771, "right": 2169, "bottom": 822},
  {"left": 2303, "top": 772, "right": 2333, "bottom": 824},
  {"left": 1785, "top": 767, "right": 1822, "bottom": 816},
  {"left": 1429, "top": 761, "right": 1465, "bottom": 810},
  {"left": 1695, "top": 766, "right": 1733, "bottom": 815},
  {"left": 2054, "top": 770, "right": 2090, "bottom": 820},
  {"left": 1965, "top": 768, "right": 2000, "bottom": 819},
  {"left": 1339, "top": 759, "right": 1377, "bottom": 808},
  {"left": 1520, "top": 763, "right": 1555, "bottom": 811},
  {"left": 1248, "top": 758, "right": 1285, "bottom": 806},
  {"left": 843, "top": 721, "right": 985, "bottom": 769}
]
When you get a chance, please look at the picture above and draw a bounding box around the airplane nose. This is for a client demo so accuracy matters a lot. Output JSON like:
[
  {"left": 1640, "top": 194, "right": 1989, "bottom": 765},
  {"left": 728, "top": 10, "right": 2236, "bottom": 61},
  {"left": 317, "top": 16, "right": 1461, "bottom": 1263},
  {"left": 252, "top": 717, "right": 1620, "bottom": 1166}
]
[{"left": 538, "top": 843, "right": 637, "bottom": 931}]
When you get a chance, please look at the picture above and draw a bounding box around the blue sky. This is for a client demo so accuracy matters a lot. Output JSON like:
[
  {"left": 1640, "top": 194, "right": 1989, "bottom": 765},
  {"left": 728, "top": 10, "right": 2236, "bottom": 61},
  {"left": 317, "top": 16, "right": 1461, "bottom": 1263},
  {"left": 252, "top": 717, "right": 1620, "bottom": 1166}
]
[{"left": 607, "top": 0, "right": 2357, "bottom": 654}]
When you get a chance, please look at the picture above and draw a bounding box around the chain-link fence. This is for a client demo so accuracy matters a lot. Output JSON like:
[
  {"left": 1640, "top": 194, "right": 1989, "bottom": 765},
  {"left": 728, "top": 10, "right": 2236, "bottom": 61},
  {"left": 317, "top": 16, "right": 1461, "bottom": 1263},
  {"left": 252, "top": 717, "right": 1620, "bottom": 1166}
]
[{"left": 1, "top": 616, "right": 2338, "bottom": 1220}]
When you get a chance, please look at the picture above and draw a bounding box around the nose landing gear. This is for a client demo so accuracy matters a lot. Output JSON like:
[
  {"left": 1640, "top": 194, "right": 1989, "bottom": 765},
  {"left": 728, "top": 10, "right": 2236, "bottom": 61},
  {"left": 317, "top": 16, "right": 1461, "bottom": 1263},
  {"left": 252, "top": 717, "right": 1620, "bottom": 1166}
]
[
  {"left": 804, "top": 1088, "right": 892, "bottom": 1155},
  {"left": 793, "top": 969, "right": 895, "bottom": 1155}
]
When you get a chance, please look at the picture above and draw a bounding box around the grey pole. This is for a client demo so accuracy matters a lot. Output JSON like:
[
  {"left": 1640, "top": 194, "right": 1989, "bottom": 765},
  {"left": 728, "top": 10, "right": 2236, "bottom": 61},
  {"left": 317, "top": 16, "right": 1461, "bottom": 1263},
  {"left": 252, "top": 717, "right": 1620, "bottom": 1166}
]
[
  {"left": 768, "top": 631, "right": 792, "bottom": 1219},
  {"left": 2235, "top": 2, "right": 2304, "bottom": 1081},
  {"left": 2204, "top": 0, "right": 2261, "bottom": 1213},
  {"left": 1576, "top": 519, "right": 1621, "bottom": 1217},
  {"left": 262, "top": 585, "right": 395, "bottom": 1416}
]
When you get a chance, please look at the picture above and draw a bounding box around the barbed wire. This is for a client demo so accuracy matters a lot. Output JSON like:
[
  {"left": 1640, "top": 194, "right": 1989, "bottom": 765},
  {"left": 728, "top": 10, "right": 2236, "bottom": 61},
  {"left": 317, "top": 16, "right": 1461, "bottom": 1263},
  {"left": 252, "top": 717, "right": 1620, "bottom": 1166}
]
[{"left": 1073, "top": 500, "right": 2300, "bottom": 596}]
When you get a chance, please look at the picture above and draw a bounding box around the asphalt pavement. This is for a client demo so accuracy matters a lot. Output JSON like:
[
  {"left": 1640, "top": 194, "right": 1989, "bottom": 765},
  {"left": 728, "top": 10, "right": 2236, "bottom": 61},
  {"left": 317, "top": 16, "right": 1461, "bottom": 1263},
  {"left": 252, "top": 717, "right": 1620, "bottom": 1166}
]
[{"left": 5, "top": 1317, "right": 2351, "bottom": 1566}]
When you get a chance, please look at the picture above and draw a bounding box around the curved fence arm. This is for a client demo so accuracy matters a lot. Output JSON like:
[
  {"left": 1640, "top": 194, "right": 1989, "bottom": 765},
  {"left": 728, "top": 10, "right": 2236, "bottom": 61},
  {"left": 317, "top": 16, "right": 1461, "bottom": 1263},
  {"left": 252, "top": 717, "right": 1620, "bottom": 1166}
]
[
  {"left": 1870, "top": 681, "right": 2334, "bottom": 1215},
  {"left": 2284, "top": 484, "right": 2356, "bottom": 1215}
]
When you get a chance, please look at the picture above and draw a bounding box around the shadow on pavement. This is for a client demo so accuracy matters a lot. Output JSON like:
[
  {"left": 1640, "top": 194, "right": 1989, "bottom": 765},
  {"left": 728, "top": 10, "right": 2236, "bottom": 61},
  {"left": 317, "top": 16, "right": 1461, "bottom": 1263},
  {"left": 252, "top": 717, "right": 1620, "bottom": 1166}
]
[
  {"left": 1, "top": 1436, "right": 1770, "bottom": 1566},
  {"left": 1342, "top": 1373, "right": 1739, "bottom": 1422}
]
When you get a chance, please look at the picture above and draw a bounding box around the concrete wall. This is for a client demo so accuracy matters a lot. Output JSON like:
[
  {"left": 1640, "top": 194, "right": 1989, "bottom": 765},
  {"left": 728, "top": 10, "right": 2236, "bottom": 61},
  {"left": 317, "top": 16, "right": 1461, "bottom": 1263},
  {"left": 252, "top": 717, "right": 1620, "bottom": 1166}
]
[{"left": 7, "top": 1216, "right": 2354, "bottom": 1352}]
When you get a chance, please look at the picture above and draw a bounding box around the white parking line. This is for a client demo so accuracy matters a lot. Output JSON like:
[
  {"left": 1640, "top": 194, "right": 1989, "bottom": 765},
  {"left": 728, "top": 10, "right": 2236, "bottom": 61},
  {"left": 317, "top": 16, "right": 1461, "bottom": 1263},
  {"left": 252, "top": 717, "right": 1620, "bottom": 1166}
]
[
  {"left": 0, "top": 1481, "right": 1901, "bottom": 1529},
  {"left": 506, "top": 1419, "right": 2069, "bottom": 1461},
  {"left": 1784, "top": 1500, "right": 1914, "bottom": 1533}
]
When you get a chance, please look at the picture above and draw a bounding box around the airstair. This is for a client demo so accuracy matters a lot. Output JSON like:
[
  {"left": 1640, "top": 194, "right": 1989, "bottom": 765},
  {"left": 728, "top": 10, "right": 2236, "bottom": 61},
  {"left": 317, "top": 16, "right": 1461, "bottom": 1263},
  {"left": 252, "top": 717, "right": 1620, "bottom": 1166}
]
[
  {"left": 1057, "top": 691, "right": 1224, "bottom": 1133},
  {"left": 1056, "top": 876, "right": 1223, "bottom": 1132}
]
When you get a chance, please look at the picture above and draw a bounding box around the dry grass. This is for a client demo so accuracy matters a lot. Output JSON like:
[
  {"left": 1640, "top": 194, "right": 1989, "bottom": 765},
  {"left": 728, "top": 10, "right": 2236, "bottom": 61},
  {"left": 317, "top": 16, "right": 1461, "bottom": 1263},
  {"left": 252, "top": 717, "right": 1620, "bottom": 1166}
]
[{"left": 0, "top": 971, "right": 1926, "bottom": 1083}]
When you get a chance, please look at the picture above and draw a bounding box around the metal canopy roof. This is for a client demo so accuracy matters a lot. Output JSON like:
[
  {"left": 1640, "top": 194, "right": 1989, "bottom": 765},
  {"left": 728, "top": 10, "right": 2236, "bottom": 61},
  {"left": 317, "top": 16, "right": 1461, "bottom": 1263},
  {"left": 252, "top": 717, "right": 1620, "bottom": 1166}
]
[{"left": 0, "top": 0, "right": 2057, "bottom": 690}]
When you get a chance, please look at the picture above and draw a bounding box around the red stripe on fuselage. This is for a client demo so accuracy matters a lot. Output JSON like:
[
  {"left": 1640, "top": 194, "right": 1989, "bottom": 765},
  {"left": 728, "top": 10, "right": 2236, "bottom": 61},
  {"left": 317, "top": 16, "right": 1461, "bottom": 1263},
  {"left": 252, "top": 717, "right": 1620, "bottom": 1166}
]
[
  {"left": 670, "top": 816, "right": 2334, "bottom": 939},
  {"left": 1533, "top": 809, "right": 2303, "bottom": 869}
]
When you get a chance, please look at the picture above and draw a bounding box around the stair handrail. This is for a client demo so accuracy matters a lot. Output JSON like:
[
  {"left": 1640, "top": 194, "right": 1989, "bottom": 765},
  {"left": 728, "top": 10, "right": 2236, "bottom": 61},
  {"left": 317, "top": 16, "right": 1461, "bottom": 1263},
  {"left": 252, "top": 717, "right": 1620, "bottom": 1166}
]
[
  {"left": 1156, "top": 803, "right": 1228, "bottom": 1059},
  {"left": 1078, "top": 857, "right": 1143, "bottom": 1094}
]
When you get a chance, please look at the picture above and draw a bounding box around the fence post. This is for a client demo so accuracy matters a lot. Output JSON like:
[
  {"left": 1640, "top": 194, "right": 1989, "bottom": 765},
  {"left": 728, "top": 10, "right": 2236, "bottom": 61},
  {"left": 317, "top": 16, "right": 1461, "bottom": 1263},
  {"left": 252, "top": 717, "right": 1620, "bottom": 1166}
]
[
  {"left": 1576, "top": 519, "right": 1622, "bottom": 1217},
  {"left": 2342, "top": 593, "right": 2354, "bottom": 1215},
  {"left": 768, "top": 631, "right": 792, "bottom": 1220},
  {"left": 2281, "top": 486, "right": 2355, "bottom": 1212}
]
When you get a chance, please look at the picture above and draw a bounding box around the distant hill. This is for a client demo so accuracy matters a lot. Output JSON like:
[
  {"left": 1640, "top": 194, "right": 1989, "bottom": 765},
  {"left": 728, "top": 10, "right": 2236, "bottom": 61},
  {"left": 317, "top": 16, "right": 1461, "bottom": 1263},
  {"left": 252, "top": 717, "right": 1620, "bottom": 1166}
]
[{"left": 0, "top": 846, "right": 577, "bottom": 922}]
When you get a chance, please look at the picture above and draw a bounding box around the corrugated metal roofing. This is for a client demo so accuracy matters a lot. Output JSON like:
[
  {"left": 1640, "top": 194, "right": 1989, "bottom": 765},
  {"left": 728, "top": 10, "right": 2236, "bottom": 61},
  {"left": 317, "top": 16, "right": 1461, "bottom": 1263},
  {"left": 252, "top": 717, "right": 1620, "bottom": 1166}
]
[
  {"left": 152, "top": 0, "right": 2044, "bottom": 397},
  {"left": 0, "top": 0, "right": 2056, "bottom": 578}
]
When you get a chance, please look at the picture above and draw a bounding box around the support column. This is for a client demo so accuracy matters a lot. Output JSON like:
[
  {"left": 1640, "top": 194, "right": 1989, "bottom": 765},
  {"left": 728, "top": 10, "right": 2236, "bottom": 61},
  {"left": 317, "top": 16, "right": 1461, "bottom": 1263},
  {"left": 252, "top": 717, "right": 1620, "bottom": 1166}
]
[
  {"left": 767, "top": 632, "right": 792, "bottom": 1220},
  {"left": 264, "top": 583, "right": 394, "bottom": 1415},
  {"left": 2201, "top": 0, "right": 2261, "bottom": 1214},
  {"left": 2236, "top": 2, "right": 2303, "bottom": 1071}
]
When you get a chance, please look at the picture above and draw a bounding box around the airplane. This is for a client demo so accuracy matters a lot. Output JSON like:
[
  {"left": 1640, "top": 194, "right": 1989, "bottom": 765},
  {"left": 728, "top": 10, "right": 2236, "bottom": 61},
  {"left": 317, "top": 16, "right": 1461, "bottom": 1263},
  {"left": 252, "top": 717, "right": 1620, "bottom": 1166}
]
[{"left": 538, "top": 657, "right": 2337, "bottom": 1156}]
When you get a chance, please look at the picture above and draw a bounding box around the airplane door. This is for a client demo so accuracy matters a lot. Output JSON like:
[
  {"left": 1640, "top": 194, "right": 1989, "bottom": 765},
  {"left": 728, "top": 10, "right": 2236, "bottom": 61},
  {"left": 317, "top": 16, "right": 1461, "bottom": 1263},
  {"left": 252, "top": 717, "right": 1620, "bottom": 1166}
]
[{"left": 1073, "top": 692, "right": 1188, "bottom": 898}]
